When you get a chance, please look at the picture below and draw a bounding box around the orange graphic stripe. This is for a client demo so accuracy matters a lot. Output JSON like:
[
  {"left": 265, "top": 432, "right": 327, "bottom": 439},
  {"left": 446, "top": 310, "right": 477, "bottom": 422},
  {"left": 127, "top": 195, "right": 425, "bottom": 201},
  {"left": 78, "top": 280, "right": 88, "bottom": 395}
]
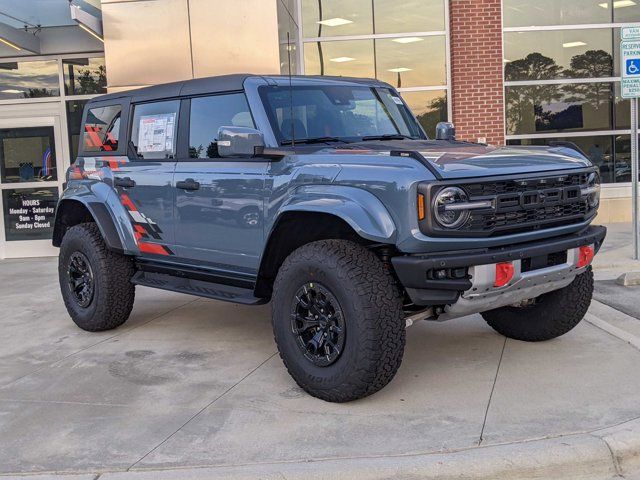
[
  {"left": 120, "top": 193, "right": 138, "bottom": 212},
  {"left": 138, "top": 242, "right": 170, "bottom": 255}
]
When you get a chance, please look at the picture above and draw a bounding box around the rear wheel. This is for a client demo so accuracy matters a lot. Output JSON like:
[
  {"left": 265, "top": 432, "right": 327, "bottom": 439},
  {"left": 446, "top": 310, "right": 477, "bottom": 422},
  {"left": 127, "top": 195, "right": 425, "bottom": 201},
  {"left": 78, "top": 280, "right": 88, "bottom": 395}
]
[
  {"left": 481, "top": 267, "right": 593, "bottom": 342},
  {"left": 59, "top": 222, "right": 135, "bottom": 332},
  {"left": 271, "top": 240, "right": 405, "bottom": 402}
]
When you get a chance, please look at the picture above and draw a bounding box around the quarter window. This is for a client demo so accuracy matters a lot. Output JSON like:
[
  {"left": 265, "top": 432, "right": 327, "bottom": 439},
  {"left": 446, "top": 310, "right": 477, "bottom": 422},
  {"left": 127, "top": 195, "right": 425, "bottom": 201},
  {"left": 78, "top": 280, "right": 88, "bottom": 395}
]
[
  {"left": 130, "top": 100, "right": 180, "bottom": 160},
  {"left": 188, "top": 94, "right": 255, "bottom": 158},
  {"left": 82, "top": 105, "right": 121, "bottom": 154}
]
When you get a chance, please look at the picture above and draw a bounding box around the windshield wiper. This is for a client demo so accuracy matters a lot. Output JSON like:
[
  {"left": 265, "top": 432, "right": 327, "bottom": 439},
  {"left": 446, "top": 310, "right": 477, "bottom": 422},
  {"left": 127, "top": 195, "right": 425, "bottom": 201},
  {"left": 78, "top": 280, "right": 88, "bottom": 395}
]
[
  {"left": 281, "top": 136, "right": 349, "bottom": 146},
  {"left": 361, "top": 134, "right": 414, "bottom": 141}
]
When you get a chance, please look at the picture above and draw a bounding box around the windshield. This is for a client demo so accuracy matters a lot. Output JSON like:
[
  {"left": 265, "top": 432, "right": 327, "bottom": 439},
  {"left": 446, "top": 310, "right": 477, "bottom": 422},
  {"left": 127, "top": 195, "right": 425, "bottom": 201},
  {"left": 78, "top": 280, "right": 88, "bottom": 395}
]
[{"left": 259, "top": 85, "right": 426, "bottom": 145}]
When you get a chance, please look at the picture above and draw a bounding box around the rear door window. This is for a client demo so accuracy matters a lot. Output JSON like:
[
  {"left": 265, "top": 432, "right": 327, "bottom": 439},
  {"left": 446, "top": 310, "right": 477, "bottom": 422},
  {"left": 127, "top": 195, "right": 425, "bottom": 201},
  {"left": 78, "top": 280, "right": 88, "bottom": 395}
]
[
  {"left": 130, "top": 100, "right": 180, "bottom": 160},
  {"left": 188, "top": 93, "right": 254, "bottom": 158},
  {"left": 82, "top": 105, "right": 121, "bottom": 153}
]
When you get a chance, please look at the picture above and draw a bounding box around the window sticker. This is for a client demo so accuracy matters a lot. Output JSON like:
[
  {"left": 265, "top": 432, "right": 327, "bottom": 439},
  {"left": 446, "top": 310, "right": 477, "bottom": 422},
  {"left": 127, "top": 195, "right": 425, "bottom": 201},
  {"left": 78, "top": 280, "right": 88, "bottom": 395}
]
[
  {"left": 137, "top": 113, "right": 176, "bottom": 153},
  {"left": 391, "top": 96, "right": 404, "bottom": 105}
]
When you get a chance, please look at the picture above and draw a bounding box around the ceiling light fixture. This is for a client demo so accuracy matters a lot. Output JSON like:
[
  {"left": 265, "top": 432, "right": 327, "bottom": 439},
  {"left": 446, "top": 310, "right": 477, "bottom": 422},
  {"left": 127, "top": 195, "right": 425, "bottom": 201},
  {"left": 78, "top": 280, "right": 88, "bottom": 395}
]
[
  {"left": 317, "top": 17, "right": 353, "bottom": 27},
  {"left": 562, "top": 41, "right": 587, "bottom": 48},
  {"left": 598, "top": 0, "right": 636, "bottom": 8},
  {"left": 330, "top": 56, "right": 355, "bottom": 63},
  {"left": 392, "top": 37, "right": 424, "bottom": 44},
  {"left": 388, "top": 67, "right": 412, "bottom": 72},
  {"left": 70, "top": 4, "right": 103, "bottom": 43}
]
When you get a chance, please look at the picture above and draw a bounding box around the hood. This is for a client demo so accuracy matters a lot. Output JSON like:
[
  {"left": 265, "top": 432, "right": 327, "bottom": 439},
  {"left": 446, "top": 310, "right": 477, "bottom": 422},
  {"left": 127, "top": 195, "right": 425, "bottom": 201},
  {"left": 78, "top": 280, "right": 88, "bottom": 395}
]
[{"left": 323, "top": 139, "right": 592, "bottom": 179}]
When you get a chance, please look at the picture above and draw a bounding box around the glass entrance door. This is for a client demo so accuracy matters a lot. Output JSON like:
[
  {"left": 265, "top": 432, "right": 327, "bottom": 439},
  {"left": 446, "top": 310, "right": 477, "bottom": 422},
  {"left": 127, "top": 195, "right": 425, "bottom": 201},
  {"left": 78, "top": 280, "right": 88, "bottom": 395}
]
[{"left": 0, "top": 116, "right": 65, "bottom": 258}]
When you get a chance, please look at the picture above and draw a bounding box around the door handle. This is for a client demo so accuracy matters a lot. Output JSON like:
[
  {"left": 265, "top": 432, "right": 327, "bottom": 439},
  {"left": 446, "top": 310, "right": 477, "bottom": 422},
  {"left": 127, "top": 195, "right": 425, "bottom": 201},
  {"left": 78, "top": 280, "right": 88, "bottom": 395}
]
[
  {"left": 114, "top": 176, "right": 136, "bottom": 188},
  {"left": 176, "top": 178, "right": 200, "bottom": 191}
]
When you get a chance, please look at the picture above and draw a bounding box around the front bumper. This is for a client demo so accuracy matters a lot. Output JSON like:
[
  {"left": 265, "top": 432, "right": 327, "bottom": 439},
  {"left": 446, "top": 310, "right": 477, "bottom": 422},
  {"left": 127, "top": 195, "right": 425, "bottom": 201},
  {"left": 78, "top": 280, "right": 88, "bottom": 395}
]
[{"left": 391, "top": 225, "right": 606, "bottom": 309}]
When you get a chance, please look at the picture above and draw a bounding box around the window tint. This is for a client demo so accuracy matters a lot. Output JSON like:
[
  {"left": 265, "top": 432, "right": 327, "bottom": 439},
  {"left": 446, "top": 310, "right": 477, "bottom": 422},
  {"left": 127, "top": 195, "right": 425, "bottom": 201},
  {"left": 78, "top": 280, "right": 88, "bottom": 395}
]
[
  {"left": 130, "top": 100, "right": 180, "bottom": 160},
  {"left": 82, "top": 105, "right": 121, "bottom": 153},
  {"left": 188, "top": 94, "right": 254, "bottom": 159}
]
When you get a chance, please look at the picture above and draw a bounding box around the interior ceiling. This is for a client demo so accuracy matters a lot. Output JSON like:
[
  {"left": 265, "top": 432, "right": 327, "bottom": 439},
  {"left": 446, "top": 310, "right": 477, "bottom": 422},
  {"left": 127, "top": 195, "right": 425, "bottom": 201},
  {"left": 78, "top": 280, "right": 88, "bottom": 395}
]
[{"left": 0, "top": 0, "right": 101, "bottom": 29}]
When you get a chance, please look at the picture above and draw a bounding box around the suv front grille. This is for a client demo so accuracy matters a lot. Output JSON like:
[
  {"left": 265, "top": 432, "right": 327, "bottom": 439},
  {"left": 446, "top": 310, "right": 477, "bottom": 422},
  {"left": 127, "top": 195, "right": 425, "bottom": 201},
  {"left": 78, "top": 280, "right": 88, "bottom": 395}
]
[{"left": 419, "top": 170, "right": 597, "bottom": 238}]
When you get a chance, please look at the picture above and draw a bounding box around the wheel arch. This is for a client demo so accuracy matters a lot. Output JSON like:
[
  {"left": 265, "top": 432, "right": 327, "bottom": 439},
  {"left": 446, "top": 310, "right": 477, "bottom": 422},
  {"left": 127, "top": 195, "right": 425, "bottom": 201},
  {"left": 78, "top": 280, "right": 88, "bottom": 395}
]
[
  {"left": 53, "top": 198, "right": 124, "bottom": 252},
  {"left": 255, "top": 209, "right": 393, "bottom": 299}
]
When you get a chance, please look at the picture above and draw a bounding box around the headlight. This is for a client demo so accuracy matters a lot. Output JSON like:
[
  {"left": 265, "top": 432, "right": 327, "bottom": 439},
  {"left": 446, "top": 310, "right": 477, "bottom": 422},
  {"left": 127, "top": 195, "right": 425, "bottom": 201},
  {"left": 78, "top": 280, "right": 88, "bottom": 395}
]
[
  {"left": 433, "top": 187, "right": 470, "bottom": 229},
  {"left": 582, "top": 172, "right": 601, "bottom": 209}
]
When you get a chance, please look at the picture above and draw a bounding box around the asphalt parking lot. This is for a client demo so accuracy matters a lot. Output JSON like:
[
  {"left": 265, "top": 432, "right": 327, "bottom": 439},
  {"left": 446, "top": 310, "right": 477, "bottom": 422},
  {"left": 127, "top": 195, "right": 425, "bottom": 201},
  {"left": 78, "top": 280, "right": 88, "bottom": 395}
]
[{"left": 1, "top": 253, "right": 640, "bottom": 479}]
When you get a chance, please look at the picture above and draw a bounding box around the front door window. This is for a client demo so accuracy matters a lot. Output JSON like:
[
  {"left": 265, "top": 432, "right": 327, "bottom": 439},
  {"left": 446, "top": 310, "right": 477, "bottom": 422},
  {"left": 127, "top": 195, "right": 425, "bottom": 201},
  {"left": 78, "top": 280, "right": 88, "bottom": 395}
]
[{"left": 0, "top": 126, "right": 57, "bottom": 183}]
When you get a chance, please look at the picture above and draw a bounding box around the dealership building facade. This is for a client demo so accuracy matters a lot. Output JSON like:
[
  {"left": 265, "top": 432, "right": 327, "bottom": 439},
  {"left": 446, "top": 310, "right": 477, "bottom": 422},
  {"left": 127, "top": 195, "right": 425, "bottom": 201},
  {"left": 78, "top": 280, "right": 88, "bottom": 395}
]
[{"left": 0, "top": 0, "right": 638, "bottom": 258}]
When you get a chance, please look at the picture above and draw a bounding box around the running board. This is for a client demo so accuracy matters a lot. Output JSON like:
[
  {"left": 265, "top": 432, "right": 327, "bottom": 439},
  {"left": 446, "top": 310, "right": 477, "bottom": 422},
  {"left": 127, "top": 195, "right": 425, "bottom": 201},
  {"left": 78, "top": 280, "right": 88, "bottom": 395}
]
[{"left": 131, "top": 271, "right": 265, "bottom": 305}]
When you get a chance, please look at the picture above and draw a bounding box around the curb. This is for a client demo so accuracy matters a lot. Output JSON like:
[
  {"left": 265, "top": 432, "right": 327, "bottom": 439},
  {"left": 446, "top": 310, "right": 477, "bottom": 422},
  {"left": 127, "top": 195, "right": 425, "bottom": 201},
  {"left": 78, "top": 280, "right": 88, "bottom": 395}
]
[{"left": 5, "top": 419, "right": 640, "bottom": 480}]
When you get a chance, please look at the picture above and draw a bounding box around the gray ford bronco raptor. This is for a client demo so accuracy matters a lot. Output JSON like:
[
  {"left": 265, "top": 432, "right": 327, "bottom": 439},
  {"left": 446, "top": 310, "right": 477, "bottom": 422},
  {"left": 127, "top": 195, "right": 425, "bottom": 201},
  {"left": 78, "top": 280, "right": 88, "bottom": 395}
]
[{"left": 53, "top": 74, "right": 606, "bottom": 402}]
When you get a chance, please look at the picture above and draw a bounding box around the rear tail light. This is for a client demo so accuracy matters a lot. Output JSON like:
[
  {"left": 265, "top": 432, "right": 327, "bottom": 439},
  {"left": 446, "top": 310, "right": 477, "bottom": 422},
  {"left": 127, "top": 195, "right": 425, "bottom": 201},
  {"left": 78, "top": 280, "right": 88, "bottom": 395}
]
[
  {"left": 577, "top": 245, "right": 595, "bottom": 268},
  {"left": 494, "top": 262, "right": 515, "bottom": 287}
]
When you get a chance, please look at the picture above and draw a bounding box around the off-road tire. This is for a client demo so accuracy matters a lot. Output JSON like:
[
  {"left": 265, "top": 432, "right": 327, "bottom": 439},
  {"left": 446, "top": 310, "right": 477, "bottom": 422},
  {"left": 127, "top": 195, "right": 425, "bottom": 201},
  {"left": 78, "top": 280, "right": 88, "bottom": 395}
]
[
  {"left": 481, "top": 267, "right": 593, "bottom": 342},
  {"left": 59, "top": 222, "right": 135, "bottom": 332},
  {"left": 271, "top": 239, "right": 405, "bottom": 402}
]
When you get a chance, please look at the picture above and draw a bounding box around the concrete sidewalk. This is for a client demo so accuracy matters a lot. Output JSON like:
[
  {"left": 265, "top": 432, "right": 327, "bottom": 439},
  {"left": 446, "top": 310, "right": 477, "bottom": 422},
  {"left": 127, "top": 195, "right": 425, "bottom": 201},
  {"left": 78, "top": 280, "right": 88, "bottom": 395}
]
[{"left": 1, "top": 240, "right": 640, "bottom": 479}]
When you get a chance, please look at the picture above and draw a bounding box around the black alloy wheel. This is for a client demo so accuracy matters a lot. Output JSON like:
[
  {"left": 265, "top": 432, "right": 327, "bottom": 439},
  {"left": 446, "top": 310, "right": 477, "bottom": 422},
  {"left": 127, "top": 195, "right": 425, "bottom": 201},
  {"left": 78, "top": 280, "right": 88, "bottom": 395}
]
[
  {"left": 290, "top": 282, "right": 346, "bottom": 367},
  {"left": 67, "top": 251, "right": 95, "bottom": 308}
]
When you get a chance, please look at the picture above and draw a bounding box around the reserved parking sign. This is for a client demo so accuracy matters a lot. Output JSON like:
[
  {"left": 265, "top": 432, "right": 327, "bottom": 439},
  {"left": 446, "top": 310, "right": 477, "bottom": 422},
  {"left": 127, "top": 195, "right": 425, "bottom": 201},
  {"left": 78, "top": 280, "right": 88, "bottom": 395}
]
[{"left": 621, "top": 27, "right": 640, "bottom": 98}]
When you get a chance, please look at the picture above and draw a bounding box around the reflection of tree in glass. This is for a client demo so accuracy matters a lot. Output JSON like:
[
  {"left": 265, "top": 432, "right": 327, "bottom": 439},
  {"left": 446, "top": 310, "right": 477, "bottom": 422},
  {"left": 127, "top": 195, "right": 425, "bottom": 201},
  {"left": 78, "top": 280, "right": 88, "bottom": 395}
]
[
  {"left": 505, "top": 54, "right": 563, "bottom": 134},
  {"left": 505, "top": 52, "right": 564, "bottom": 81},
  {"left": 415, "top": 95, "right": 447, "bottom": 138},
  {"left": 22, "top": 88, "right": 56, "bottom": 98},
  {"left": 74, "top": 65, "right": 107, "bottom": 95},
  {"left": 189, "top": 145, "right": 204, "bottom": 158},
  {"left": 206, "top": 141, "right": 218, "bottom": 158},
  {"left": 505, "top": 50, "right": 615, "bottom": 134},
  {"left": 563, "top": 50, "right": 613, "bottom": 121}
]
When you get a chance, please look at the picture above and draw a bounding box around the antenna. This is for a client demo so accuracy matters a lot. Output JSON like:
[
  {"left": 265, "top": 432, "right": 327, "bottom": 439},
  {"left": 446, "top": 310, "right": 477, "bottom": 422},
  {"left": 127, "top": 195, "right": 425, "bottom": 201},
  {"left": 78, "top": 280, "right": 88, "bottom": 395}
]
[{"left": 287, "top": 31, "right": 295, "bottom": 146}]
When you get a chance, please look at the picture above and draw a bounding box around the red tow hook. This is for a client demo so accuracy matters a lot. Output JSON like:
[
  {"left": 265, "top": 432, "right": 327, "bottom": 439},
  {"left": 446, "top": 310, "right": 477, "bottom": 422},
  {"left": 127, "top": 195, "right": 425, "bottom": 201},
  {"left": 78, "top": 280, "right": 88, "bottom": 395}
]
[
  {"left": 577, "top": 245, "right": 595, "bottom": 268},
  {"left": 494, "top": 262, "right": 515, "bottom": 288}
]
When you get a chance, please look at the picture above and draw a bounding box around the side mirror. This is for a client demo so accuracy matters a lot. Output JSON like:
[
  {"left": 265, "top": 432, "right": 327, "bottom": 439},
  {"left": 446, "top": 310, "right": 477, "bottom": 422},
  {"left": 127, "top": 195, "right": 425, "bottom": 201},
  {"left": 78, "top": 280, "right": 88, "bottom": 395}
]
[
  {"left": 217, "top": 126, "right": 265, "bottom": 158},
  {"left": 435, "top": 122, "right": 456, "bottom": 141}
]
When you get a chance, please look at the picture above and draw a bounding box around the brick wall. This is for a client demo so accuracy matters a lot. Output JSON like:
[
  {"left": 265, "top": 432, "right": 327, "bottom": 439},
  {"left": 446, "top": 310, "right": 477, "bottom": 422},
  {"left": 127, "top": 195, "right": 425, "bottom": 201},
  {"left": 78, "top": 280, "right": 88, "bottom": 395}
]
[{"left": 449, "top": 0, "right": 505, "bottom": 145}]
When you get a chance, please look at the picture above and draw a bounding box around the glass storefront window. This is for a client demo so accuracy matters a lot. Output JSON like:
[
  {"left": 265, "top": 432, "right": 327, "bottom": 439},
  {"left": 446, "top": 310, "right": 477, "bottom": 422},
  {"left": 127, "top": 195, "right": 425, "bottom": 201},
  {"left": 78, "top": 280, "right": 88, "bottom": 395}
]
[
  {"left": 611, "top": 1, "right": 640, "bottom": 22},
  {"left": 505, "top": 82, "right": 617, "bottom": 135},
  {"left": 301, "top": 0, "right": 372, "bottom": 37},
  {"left": 401, "top": 90, "right": 448, "bottom": 138},
  {"left": 503, "top": 0, "right": 611, "bottom": 28},
  {"left": 508, "top": 135, "right": 615, "bottom": 183},
  {"left": 66, "top": 100, "right": 88, "bottom": 159},
  {"left": 2, "top": 187, "right": 58, "bottom": 241},
  {"left": 376, "top": 36, "right": 446, "bottom": 88},
  {"left": 0, "top": 60, "right": 59, "bottom": 100},
  {"left": 63, "top": 57, "right": 107, "bottom": 95},
  {"left": 304, "top": 39, "right": 375, "bottom": 77},
  {"left": 504, "top": 29, "right": 614, "bottom": 81},
  {"left": 373, "top": 0, "right": 445, "bottom": 33},
  {"left": 0, "top": 127, "right": 57, "bottom": 183}
]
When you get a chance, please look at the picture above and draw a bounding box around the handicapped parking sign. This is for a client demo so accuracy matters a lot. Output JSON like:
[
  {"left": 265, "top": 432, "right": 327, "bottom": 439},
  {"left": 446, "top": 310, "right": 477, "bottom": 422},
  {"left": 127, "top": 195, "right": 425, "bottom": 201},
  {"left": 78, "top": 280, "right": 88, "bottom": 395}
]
[
  {"left": 627, "top": 59, "right": 640, "bottom": 76},
  {"left": 621, "top": 37, "right": 640, "bottom": 98}
]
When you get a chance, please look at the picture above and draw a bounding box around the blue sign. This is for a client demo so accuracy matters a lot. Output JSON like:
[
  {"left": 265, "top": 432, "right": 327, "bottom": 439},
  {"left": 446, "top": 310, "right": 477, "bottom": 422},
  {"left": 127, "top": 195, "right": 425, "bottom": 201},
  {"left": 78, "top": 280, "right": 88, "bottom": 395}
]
[{"left": 626, "top": 59, "right": 640, "bottom": 76}]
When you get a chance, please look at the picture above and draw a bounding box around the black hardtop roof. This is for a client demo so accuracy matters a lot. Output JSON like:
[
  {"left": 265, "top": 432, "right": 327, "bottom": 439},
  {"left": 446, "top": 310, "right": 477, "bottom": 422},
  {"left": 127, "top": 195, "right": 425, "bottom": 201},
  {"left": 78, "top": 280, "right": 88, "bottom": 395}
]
[{"left": 88, "top": 74, "right": 391, "bottom": 105}]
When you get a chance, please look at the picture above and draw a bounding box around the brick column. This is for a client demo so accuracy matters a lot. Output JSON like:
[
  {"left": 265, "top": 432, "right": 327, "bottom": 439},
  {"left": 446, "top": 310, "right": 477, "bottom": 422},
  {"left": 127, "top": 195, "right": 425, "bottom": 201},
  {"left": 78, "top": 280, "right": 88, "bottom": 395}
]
[{"left": 449, "top": 0, "right": 505, "bottom": 145}]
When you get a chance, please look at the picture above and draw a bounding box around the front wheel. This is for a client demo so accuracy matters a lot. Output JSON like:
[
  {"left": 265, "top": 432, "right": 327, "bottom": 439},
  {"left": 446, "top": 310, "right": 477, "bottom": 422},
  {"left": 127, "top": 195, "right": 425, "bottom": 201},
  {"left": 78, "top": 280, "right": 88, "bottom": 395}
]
[
  {"left": 481, "top": 267, "right": 593, "bottom": 342},
  {"left": 59, "top": 222, "right": 135, "bottom": 332},
  {"left": 271, "top": 240, "right": 405, "bottom": 402}
]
